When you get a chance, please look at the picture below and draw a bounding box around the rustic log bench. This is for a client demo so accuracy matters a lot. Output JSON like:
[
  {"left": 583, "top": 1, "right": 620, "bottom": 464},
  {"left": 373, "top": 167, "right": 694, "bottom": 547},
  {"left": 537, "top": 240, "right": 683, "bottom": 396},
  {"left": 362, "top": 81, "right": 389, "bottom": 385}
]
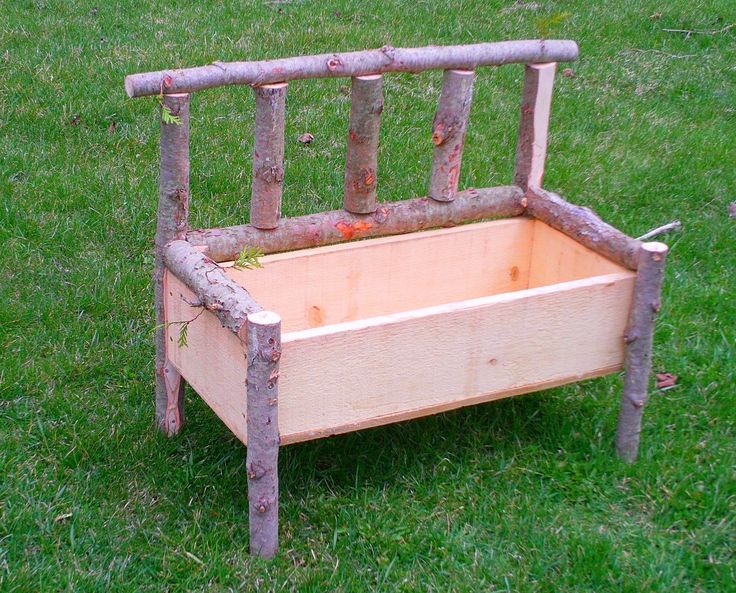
[{"left": 125, "top": 40, "right": 667, "bottom": 558}]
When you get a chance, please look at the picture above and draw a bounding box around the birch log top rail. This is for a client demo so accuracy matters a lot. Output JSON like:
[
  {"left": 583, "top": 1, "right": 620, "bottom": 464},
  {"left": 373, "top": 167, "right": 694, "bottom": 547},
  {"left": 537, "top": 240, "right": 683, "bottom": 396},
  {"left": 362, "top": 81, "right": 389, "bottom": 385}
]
[{"left": 128, "top": 39, "right": 668, "bottom": 559}]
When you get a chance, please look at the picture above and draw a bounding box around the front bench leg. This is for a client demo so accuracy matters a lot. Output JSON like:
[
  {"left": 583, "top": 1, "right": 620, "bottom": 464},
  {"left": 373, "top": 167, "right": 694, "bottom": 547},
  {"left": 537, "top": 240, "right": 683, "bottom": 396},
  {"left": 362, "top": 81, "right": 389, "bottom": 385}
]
[
  {"left": 245, "top": 311, "right": 282, "bottom": 558},
  {"left": 616, "top": 242, "right": 668, "bottom": 462}
]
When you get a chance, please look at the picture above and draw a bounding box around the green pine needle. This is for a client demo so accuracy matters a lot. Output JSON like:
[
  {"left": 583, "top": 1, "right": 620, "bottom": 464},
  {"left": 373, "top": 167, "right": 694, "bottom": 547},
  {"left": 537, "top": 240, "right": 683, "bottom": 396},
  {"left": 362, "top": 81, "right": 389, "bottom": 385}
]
[{"left": 234, "top": 245, "right": 264, "bottom": 270}]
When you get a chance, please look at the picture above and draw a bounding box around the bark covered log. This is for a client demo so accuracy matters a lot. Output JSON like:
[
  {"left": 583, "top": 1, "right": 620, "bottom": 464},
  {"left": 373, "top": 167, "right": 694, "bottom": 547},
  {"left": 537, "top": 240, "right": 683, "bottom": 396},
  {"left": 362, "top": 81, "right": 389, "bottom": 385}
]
[
  {"left": 187, "top": 185, "right": 524, "bottom": 262},
  {"left": 125, "top": 40, "right": 579, "bottom": 98},
  {"left": 344, "top": 75, "right": 383, "bottom": 214},
  {"left": 155, "top": 94, "right": 190, "bottom": 435},
  {"left": 616, "top": 242, "right": 668, "bottom": 463},
  {"left": 429, "top": 69, "right": 475, "bottom": 202},
  {"left": 163, "top": 240, "right": 263, "bottom": 339},
  {"left": 514, "top": 62, "right": 556, "bottom": 191},
  {"left": 246, "top": 311, "right": 281, "bottom": 558},
  {"left": 251, "top": 83, "right": 287, "bottom": 229},
  {"left": 525, "top": 187, "right": 642, "bottom": 270}
]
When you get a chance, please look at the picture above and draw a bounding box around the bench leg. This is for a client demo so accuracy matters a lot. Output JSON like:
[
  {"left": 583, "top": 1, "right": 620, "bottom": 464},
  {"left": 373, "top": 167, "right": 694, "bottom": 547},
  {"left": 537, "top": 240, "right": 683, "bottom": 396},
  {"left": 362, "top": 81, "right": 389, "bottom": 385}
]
[
  {"left": 245, "top": 311, "right": 282, "bottom": 558},
  {"left": 616, "top": 242, "right": 668, "bottom": 462},
  {"left": 155, "top": 93, "right": 190, "bottom": 435}
]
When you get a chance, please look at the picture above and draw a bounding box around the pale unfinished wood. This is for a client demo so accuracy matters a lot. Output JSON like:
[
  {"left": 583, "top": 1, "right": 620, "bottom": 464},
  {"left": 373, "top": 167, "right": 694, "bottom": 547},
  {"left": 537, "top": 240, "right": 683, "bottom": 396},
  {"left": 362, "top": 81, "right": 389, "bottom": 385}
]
[
  {"left": 514, "top": 63, "right": 556, "bottom": 190},
  {"left": 528, "top": 221, "right": 625, "bottom": 287},
  {"left": 165, "top": 221, "right": 636, "bottom": 446},
  {"left": 224, "top": 219, "right": 536, "bottom": 332}
]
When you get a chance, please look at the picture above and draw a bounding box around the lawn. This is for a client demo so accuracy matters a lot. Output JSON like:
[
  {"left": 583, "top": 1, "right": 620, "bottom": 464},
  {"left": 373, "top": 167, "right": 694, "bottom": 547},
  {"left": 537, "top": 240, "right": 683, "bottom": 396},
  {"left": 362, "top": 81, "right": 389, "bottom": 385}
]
[{"left": 1, "top": 1, "right": 735, "bottom": 591}]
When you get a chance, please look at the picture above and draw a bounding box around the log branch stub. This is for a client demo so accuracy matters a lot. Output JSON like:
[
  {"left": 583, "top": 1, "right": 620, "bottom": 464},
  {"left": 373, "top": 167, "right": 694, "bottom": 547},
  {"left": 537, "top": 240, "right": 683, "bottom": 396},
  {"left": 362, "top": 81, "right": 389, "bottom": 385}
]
[
  {"left": 187, "top": 185, "right": 524, "bottom": 261},
  {"left": 514, "top": 62, "right": 556, "bottom": 191},
  {"left": 429, "top": 70, "right": 475, "bottom": 202},
  {"left": 155, "top": 93, "right": 190, "bottom": 434},
  {"left": 251, "top": 83, "right": 287, "bottom": 230},
  {"left": 616, "top": 242, "right": 668, "bottom": 463},
  {"left": 246, "top": 311, "right": 281, "bottom": 558},
  {"left": 125, "top": 40, "right": 579, "bottom": 98},
  {"left": 163, "top": 240, "right": 263, "bottom": 338},
  {"left": 525, "top": 187, "right": 642, "bottom": 270},
  {"left": 344, "top": 74, "right": 383, "bottom": 214}
]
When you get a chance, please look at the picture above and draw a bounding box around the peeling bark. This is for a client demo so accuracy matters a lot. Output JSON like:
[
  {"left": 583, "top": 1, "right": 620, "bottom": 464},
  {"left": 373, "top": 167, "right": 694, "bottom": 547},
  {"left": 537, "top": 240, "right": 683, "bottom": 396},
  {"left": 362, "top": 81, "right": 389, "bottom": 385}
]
[
  {"left": 125, "top": 40, "right": 579, "bottom": 98},
  {"left": 155, "top": 94, "right": 190, "bottom": 435},
  {"left": 246, "top": 311, "right": 281, "bottom": 558},
  {"left": 526, "top": 187, "right": 642, "bottom": 270},
  {"left": 616, "top": 242, "right": 668, "bottom": 463},
  {"left": 163, "top": 240, "right": 263, "bottom": 339},
  {"left": 251, "top": 83, "right": 287, "bottom": 230},
  {"left": 187, "top": 185, "right": 524, "bottom": 262},
  {"left": 514, "top": 63, "right": 556, "bottom": 191},
  {"left": 429, "top": 69, "right": 475, "bottom": 202},
  {"left": 344, "top": 75, "right": 383, "bottom": 214}
]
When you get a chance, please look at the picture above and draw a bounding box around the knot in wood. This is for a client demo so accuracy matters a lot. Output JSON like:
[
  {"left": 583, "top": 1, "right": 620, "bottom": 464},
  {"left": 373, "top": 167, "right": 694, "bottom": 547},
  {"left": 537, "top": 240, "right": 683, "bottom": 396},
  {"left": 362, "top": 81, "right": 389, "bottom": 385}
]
[
  {"left": 326, "top": 56, "right": 343, "bottom": 71},
  {"left": 260, "top": 164, "right": 284, "bottom": 184},
  {"left": 255, "top": 497, "right": 270, "bottom": 513},
  {"left": 247, "top": 461, "right": 266, "bottom": 480}
]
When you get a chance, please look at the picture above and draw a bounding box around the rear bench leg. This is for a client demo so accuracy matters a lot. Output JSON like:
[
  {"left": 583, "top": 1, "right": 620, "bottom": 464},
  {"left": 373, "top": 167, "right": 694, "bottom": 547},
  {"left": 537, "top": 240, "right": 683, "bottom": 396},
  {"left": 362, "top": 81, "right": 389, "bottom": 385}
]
[
  {"left": 246, "top": 311, "right": 282, "bottom": 558},
  {"left": 616, "top": 242, "right": 668, "bottom": 462},
  {"left": 155, "top": 93, "right": 190, "bottom": 435}
]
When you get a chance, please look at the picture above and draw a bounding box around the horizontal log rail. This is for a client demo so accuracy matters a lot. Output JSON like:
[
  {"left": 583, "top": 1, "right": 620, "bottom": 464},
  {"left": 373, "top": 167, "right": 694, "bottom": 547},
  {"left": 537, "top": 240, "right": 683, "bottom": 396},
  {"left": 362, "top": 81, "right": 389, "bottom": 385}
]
[
  {"left": 186, "top": 185, "right": 524, "bottom": 261},
  {"left": 526, "top": 187, "right": 642, "bottom": 270},
  {"left": 125, "top": 40, "right": 579, "bottom": 98},
  {"left": 163, "top": 240, "right": 264, "bottom": 339}
]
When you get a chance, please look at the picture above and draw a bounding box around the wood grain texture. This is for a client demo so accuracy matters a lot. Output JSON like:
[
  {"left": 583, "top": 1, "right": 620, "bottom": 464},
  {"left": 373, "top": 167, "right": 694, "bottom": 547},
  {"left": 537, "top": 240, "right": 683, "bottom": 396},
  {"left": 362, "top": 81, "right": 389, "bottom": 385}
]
[
  {"left": 514, "top": 63, "right": 556, "bottom": 191},
  {"left": 223, "top": 219, "right": 536, "bottom": 333},
  {"left": 165, "top": 220, "right": 635, "bottom": 446}
]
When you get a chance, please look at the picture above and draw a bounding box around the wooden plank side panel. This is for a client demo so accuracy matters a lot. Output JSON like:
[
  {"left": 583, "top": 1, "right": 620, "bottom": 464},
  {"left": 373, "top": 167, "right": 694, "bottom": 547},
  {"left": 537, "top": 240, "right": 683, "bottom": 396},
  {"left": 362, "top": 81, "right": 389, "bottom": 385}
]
[
  {"left": 224, "top": 219, "right": 536, "bottom": 333},
  {"left": 277, "top": 272, "right": 635, "bottom": 443},
  {"left": 165, "top": 271, "right": 248, "bottom": 443},
  {"left": 528, "top": 220, "right": 627, "bottom": 287}
]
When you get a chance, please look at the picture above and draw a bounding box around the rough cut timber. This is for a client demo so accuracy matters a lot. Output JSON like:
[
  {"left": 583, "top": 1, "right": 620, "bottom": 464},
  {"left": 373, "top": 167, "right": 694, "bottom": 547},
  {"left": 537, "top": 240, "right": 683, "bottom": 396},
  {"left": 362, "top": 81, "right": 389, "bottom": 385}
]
[
  {"left": 187, "top": 185, "right": 524, "bottom": 262},
  {"left": 245, "top": 311, "right": 282, "bottom": 559},
  {"left": 164, "top": 219, "right": 636, "bottom": 446},
  {"left": 616, "top": 242, "right": 668, "bottom": 462},
  {"left": 251, "top": 83, "right": 287, "bottom": 229},
  {"left": 125, "top": 40, "right": 579, "bottom": 98},
  {"left": 514, "top": 62, "right": 556, "bottom": 190},
  {"left": 344, "top": 75, "right": 383, "bottom": 214},
  {"left": 525, "top": 187, "right": 642, "bottom": 270},
  {"left": 155, "top": 93, "right": 190, "bottom": 435},
  {"left": 429, "top": 70, "right": 475, "bottom": 202},
  {"left": 163, "top": 240, "right": 263, "bottom": 339}
]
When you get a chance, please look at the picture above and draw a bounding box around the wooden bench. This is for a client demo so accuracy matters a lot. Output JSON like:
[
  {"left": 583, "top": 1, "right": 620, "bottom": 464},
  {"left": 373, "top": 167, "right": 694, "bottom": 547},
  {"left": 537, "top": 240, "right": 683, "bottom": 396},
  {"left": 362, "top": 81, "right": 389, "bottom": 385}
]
[{"left": 125, "top": 40, "right": 668, "bottom": 558}]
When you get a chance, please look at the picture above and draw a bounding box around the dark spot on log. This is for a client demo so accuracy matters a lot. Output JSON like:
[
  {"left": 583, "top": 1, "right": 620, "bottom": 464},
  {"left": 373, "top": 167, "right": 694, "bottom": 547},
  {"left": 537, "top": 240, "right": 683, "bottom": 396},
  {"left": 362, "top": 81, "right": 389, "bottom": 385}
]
[
  {"left": 374, "top": 206, "right": 390, "bottom": 224},
  {"left": 268, "top": 337, "right": 275, "bottom": 345},
  {"left": 521, "top": 103, "right": 533, "bottom": 115},
  {"left": 267, "top": 381, "right": 275, "bottom": 390},
  {"left": 248, "top": 461, "right": 266, "bottom": 480}
]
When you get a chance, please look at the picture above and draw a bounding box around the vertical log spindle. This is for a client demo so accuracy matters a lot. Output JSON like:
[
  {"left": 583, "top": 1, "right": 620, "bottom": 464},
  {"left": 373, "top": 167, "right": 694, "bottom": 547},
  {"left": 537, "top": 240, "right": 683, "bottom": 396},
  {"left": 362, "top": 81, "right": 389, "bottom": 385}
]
[
  {"left": 246, "top": 310, "right": 282, "bottom": 558},
  {"left": 344, "top": 74, "right": 384, "bottom": 214},
  {"left": 616, "top": 242, "right": 669, "bottom": 462},
  {"left": 514, "top": 62, "right": 557, "bottom": 191},
  {"left": 251, "top": 83, "right": 287, "bottom": 230},
  {"left": 155, "top": 93, "right": 190, "bottom": 435},
  {"left": 428, "top": 69, "right": 475, "bottom": 202}
]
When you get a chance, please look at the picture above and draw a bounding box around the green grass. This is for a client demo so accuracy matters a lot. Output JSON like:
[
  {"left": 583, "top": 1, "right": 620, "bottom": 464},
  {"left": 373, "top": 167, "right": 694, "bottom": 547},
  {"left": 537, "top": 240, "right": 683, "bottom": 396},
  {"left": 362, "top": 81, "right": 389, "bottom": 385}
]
[{"left": 1, "top": 1, "right": 735, "bottom": 591}]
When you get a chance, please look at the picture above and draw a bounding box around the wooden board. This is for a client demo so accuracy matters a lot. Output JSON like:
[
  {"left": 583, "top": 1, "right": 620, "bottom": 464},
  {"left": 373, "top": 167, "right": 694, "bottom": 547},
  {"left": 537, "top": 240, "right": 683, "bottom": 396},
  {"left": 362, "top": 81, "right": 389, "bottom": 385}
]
[
  {"left": 164, "top": 220, "right": 636, "bottom": 445},
  {"left": 223, "top": 219, "right": 535, "bottom": 333}
]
